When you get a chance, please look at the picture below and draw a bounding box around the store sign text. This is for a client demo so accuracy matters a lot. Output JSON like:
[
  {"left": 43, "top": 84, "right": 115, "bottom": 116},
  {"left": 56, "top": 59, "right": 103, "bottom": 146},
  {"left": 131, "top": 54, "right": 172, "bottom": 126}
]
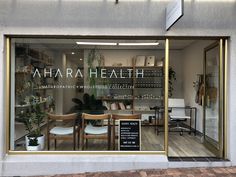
[{"left": 32, "top": 68, "right": 144, "bottom": 78}]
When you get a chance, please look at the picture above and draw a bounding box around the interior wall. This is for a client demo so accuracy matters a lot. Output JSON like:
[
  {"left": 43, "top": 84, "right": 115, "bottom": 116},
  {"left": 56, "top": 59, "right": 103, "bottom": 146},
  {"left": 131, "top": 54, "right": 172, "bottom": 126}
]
[
  {"left": 182, "top": 40, "right": 215, "bottom": 133},
  {"left": 53, "top": 52, "right": 64, "bottom": 114},
  {"left": 84, "top": 49, "right": 183, "bottom": 97},
  {"left": 169, "top": 50, "right": 184, "bottom": 98},
  {"left": 63, "top": 54, "right": 83, "bottom": 114}
]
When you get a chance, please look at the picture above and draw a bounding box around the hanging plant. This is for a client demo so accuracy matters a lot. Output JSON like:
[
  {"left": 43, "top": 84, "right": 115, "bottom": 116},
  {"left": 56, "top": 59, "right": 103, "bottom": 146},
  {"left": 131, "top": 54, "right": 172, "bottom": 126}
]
[
  {"left": 87, "top": 48, "right": 104, "bottom": 96},
  {"left": 169, "top": 67, "right": 176, "bottom": 97}
]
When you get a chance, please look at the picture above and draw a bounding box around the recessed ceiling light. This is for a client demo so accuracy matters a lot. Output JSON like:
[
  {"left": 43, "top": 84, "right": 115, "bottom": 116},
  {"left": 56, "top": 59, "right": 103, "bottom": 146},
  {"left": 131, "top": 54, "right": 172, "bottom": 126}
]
[
  {"left": 118, "top": 42, "right": 159, "bottom": 46},
  {"left": 80, "top": 58, "right": 83, "bottom": 61},
  {"left": 71, "top": 52, "right": 75, "bottom": 55},
  {"left": 76, "top": 42, "right": 117, "bottom": 46}
]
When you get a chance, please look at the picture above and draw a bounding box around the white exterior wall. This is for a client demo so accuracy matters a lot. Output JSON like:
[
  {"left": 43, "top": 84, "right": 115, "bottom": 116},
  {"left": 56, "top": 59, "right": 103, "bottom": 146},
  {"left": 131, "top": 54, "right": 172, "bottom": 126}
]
[{"left": 0, "top": 0, "right": 235, "bottom": 176}]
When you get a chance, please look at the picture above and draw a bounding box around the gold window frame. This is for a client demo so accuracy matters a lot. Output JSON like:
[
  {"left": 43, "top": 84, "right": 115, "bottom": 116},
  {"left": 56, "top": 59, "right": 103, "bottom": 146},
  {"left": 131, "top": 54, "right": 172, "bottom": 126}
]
[{"left": 4, "top": 36, "right": 228, "bottom": 157}]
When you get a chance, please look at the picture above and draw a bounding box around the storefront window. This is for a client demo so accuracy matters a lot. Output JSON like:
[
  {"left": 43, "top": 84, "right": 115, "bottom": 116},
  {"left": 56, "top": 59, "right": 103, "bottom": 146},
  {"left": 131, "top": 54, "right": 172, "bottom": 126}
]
[{"left": 10, "top": 38, "right": 166, "bottom": 152}]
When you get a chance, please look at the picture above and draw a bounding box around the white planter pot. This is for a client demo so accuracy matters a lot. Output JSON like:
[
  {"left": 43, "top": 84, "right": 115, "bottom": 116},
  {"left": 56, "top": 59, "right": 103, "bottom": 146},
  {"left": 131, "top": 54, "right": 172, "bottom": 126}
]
[
  {"left": 27, "top": 145, "right": 41, "bottom": 151},
  {"left": 126, "top": 105, "right": 132, "bottom": 110},
  {"left": 25, "top": 135, "right": 45, "bottom": 151},
  {"left": 37, "top": 135, "right": 45, "bottom": 150}
]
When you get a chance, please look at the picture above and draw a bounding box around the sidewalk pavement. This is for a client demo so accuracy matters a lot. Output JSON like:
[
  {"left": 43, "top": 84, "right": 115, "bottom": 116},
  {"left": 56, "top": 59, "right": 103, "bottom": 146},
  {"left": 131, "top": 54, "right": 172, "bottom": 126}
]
[{"left": 38, "top": 167, "right": 236, "bottom": 177}]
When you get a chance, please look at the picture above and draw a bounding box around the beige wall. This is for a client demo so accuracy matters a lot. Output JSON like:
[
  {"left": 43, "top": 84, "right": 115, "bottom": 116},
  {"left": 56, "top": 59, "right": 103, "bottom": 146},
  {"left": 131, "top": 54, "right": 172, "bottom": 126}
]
[{"left": 182, "top": 40, "right": 214, "bottom": 133}]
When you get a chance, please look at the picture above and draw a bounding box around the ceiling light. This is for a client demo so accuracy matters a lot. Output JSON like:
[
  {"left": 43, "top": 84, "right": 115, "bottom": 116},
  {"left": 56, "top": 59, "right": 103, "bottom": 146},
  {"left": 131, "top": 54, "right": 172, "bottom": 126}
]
[
  {"left": 118, "top": 42, "right": 159, "bottom": 46},
  {"left": 80, "top": 58, "right": 83, "bottom": 61},
  {"left": 76, "top": 42, "right": 117, "bottom": 46},
  {"left": 71, "top": 52, "right": 75, "bottom": 55}
]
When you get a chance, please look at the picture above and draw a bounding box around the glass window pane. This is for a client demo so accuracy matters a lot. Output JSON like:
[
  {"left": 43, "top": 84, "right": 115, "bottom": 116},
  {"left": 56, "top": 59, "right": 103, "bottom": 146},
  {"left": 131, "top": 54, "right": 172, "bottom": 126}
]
[{"left": 10, "top": 38, "right": 165, "bottom": 152}]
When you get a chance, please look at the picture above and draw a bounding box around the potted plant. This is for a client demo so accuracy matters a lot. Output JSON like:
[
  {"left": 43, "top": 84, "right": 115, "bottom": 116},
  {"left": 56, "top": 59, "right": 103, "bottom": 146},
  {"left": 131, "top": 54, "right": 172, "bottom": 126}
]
[
  {"left": 124, "top": 100, "right": 132, "bottom": 110},
  {"left": 18, "top": 102, "right": 46, "bottom": 151},
  {"left": 169, "top": 67, "right": 176, "bottom": 97},
  {"left": 69, "top": 93, "right": 107, "bottom": 125},
  {"left": 26, "top": 138, "right": 40, "bottom": 151},
  {"left": 31, "top": 103, "right": 46, "bottom": 150}
]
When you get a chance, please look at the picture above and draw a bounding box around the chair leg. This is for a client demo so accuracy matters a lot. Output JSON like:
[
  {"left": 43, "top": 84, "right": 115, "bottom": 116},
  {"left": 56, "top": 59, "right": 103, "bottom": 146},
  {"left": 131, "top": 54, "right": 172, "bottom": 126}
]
[
  {"left": 86, "top": 138, "right": 88, "bottom": 148},
  {"left": 108, "top": 136, "right": 110, "bottom": 150},
  {"left": 73, "top": 132, "right": 76, "bottom": 150},
  {"left": 113, "top": 132, "right": 115, "bottom": 150},
  {"left": 78, "top": 128, "right": 80, "bottom": 149},
  {"left": 48, "top": 135, "right": 50, "bottom": 150},
  {"left": 54, "top": 137, "right": 57, "bottom": 150},
  {"left": 112, "top": 125, "right": 115, "bottom": 150},
  {"left": 82, "top": 133, "right": 84, "bottom": 150}
]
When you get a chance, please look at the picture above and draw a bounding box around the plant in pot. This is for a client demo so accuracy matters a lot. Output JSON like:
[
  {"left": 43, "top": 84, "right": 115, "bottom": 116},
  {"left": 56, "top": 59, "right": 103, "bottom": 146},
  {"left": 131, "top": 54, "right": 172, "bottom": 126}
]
[
  {"left": 124, "top": 100, "right": 132, "bottom": 110},
  {"left": 31, "top": 103, "right": 46, "bottom": 150},
  {"left": 18, "top": 102, "right": 46, "bottom": 151},
  {"left": 69, "top": 93, "right": 107, "bottom": 125},
  {"left": 27, "top": 137, "right": 40, "bottom": 151}
]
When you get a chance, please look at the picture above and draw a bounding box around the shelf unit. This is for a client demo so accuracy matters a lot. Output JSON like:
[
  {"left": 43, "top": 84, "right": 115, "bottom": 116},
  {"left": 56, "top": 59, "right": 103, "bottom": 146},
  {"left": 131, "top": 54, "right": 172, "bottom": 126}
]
[
  {"left": 14, "top": 44, "right": 54, "bottom": 142},
  {"left": 96, "top": 58, "right": 164, "bottom": 123}
]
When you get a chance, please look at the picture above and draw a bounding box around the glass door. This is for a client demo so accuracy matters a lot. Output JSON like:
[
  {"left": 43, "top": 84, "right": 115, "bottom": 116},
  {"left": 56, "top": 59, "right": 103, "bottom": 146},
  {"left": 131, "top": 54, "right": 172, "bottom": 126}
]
[{"left": 203, "top": 40, "right": 224, "bottom": 158}]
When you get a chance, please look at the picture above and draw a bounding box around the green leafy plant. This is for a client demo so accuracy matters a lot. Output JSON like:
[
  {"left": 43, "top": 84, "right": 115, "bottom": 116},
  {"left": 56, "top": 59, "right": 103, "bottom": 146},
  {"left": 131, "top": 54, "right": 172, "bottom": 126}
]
[
  {"left": 18, "top": 110, "right": 33, "bottom": 135},
  {"left": 17, "top": 103, "right": 46, "bottom": 138},
  {"left": 28, "top": 138, "right": 39, "bottom": 146},
  {"left": 124, "top": 100, "right": 132, "bottom": 106},
  {"left": 32, "top": 103, "right": 46, "bottom": 137},
  {"left": 87, "top": 49, "right": 104, "bottom": 96},
  {"left": 169, "top": 67, "right": 176, "bottom": 97},
  {"left": 70, "top": 93, "right": 107, "bottom": 125}
]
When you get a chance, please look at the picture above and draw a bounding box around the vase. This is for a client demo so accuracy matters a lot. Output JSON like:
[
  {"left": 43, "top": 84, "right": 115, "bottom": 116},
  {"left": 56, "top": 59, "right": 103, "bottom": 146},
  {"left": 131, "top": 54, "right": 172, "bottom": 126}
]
[
  {"left": 27, "top": 145, "right": 41, "bottom": 151},
  {"left": 25, "top": 135, "right": 45, "bottom": 151}
]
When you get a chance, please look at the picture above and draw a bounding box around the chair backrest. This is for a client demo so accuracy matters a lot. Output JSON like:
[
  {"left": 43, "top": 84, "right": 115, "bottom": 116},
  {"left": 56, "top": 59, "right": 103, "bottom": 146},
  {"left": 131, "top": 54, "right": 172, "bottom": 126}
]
[
  {"left": 82, "top": 113, "right": 110, "bottom": 120},
  {"left": 168, "top": 98, "right": 186, "bottom": 116},
  {"left": 47, "top": 113, "right": 77, "bottom": 121},
  {"left": 112, "top": 114, "right": 141, "bottom": 120}
]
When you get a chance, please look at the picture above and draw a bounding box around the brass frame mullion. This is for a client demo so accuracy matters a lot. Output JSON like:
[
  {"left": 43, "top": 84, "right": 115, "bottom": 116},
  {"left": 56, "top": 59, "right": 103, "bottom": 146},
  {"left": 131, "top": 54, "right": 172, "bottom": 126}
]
[
  {"left": 224, "top": 39, "right": 228, "bottom": 159},
  {"left": 219, "top": 39, "right": 224, "bottom": 158},
  {"left": 164, "top": 39, "right": 169, "bottom": 155},
  {"left": 203, "top": 40, "right": 224, "bottom": 158},
  {"left": 6, "top": 37, "right": 11, "bottom": 154}
]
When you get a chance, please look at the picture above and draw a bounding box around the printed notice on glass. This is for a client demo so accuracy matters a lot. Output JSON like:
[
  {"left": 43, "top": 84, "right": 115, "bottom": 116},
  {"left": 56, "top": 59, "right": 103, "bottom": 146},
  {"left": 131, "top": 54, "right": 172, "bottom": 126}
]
[{"left": 119, "top": 119, "right": 141, "bottom": 151}]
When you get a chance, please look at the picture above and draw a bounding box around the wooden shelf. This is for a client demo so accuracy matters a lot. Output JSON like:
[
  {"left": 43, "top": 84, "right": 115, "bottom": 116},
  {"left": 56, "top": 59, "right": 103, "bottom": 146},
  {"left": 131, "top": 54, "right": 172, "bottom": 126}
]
[
  {"left": 104, "top": 109, "right": 157, "bottom": 113},
  {"left": 104, "top": 109, "right": 133, "bottom": 112},
  {"left": 95, "top": 58, "right": 164, "bottom": 112},
  {"left": 98, "top": 97, "right": 133, "bottom": 101},
  {"left": 15, "top": 100, "right": 47, "bottom": 108},
  {"left": 136, "top": 76, "right": 163, "bottom": 78},
  {"left": 28, "top": 56, "right": 53, "bottom": 66},
  {"left": 134, "top": 66, "right": 163, "bottom": 69},
  {"left": 134, "top": 98, "right": 163, "bottom": 100},
  {"left": 15, "top": 71, "right": 29, "bottom": 75},
  {"left": 97, "top": 66, "right": 133, "bottom": 68},
  {"left": 134, "top": 87, "right": 163, "bottom": 89},
  {"left": 134, "top": 110, "right": 155, "bottom": 112},
  {"left": 33, "top": 87, "right": 53, "bottom": 90}
]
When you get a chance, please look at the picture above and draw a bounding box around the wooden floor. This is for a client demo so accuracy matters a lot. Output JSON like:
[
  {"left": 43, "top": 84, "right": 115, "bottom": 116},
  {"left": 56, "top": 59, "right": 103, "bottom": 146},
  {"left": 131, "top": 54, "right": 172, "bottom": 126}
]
[
  {"left": 16, "top": 126, "right": 214, "bottom": 157},
  {"left": 168, "top": 131, "right": 214, "bottom": 157}
]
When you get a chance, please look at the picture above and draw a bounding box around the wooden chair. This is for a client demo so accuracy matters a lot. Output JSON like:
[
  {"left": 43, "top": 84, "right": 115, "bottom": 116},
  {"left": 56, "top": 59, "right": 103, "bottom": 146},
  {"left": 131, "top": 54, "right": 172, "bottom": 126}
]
[
  {"left": 47, "top": 113, "right": 79, "bottom": 150},
  {"left": 111, "top": 114, "right": 141, "bottom": 150},
  {"left": 81, "top": 113, "right": 111, "bottom": 150}
]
